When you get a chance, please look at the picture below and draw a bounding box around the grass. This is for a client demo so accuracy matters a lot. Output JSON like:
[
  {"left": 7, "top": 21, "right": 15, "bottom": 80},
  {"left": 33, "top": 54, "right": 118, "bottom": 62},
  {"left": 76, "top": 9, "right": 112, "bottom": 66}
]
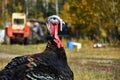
[
  {"left": 71, "top": 65, "right": 115, "bottom": 80},
  {"left": 0, "top": 44, "right": 46, "bottom": 55},
  {"left": 66, "top": 48, "right": 120, "bottom": 59},
  {"left": 0, "top": 44, "right": 120, "bottom": 80},
  {"left": 0, "top": 58, "right": 10, "bottom": 69},
  {"left": 66, "top": 47, "right": 120, "bottom": 80}
]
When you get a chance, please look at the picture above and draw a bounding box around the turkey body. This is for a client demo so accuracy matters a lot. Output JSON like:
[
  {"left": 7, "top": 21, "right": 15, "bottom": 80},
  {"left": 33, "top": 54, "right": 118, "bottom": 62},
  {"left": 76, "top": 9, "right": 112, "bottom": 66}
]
[{"left": 0, "top": 39, "right": 73, "bottom": 80}]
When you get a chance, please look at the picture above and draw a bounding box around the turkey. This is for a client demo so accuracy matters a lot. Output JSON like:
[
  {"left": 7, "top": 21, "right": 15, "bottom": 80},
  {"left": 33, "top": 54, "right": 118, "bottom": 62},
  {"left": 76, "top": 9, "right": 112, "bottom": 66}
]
[{"left": 0, "top": 15, "right": 74, "bottom": 80}]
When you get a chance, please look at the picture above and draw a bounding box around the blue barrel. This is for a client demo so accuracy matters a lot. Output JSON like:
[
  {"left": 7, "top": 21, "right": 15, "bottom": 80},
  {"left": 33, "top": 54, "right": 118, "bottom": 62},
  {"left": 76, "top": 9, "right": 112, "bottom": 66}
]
[{"left": 67, "top": 41, "right": 74, "bottom": 49}]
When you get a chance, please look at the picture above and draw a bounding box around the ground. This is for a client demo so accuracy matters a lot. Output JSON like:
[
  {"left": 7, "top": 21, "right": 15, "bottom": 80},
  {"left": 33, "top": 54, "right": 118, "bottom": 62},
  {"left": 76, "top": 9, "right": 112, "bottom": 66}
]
[{"left": 0, "top": 44, "right": 120, "bottom": 80}]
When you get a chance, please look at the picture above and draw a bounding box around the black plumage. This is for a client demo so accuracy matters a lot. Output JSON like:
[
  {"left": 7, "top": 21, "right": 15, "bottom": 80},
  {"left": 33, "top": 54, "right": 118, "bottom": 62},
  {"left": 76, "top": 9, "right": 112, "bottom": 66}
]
[{"left": 0, "top": 15, "right": 74, "bottom": 80}]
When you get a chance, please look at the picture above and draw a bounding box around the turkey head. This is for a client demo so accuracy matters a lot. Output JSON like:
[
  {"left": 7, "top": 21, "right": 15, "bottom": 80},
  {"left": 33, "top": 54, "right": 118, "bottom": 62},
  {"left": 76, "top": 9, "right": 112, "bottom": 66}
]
[{"left": 46, "top": 15, "right": 64, "bottom": 48}]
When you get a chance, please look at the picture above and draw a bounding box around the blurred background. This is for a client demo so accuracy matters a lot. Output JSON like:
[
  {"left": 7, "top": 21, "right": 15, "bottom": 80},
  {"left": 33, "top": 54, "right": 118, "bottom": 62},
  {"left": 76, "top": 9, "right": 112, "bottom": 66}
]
[
  {"left": 0, "top": 0, "right": 120, "bottom": 45},
  {"left": 0, "top": 0, "right": 120, "bottom": 80}
]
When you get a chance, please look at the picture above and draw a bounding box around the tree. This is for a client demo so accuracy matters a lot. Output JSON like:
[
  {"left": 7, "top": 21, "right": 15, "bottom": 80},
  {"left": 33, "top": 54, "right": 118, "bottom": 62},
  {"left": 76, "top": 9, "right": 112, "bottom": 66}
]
[{"left": 60, "top": 0, "right": 120, "bottom": 43}]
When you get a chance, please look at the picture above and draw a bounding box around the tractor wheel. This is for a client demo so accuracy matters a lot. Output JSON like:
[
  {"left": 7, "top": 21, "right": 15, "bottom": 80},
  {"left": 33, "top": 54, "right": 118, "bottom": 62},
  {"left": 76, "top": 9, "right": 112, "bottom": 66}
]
[{"left": 24, "top": 38, "right": 29, "bottom": 45}]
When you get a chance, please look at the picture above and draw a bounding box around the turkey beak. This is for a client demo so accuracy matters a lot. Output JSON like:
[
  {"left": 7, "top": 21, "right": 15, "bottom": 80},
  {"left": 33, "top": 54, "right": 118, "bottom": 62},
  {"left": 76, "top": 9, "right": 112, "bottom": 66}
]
[{"left": 50, "top": 22, "right": 59, "bottom": 37}]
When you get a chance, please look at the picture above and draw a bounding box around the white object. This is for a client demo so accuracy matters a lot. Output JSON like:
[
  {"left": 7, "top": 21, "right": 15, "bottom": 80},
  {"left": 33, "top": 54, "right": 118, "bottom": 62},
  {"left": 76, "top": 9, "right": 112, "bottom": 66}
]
[
  {"left": 0, "top": 29, "right": 5, "bottom": 43},
  {"left": 93, "top": 43, "right": 103, "bottom": 48},
  {"left": 73, "top": 42, "right": 82, "bottom": 50}
]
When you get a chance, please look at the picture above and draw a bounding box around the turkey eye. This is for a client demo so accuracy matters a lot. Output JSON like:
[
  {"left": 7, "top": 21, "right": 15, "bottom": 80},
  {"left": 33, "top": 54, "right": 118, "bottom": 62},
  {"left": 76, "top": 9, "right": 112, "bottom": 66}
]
[{"left": 53, "top": 18, "right": 56, "bottom": 20}]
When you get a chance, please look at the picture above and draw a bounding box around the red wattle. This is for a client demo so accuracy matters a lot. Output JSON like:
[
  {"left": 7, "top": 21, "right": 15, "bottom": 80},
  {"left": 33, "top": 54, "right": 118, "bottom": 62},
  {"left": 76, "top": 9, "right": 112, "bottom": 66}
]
[{"left": 50, "top": 23, "right": 63, "bottom": 48}]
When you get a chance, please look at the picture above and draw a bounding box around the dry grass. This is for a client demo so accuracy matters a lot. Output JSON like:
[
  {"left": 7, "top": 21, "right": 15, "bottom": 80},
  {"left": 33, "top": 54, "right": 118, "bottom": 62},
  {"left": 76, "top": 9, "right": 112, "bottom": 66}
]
[
  {"left": 0, "top": 44, "right": 120, "bottom": 80},
  {"left": 66, "top": 47, "right": 120, "bottom": 80},
  {"left": 0, "top": 44, "right": 46, "bottom": 55},
  {"left": 66, "top": 47, "right": 120, "bottom": 59}
]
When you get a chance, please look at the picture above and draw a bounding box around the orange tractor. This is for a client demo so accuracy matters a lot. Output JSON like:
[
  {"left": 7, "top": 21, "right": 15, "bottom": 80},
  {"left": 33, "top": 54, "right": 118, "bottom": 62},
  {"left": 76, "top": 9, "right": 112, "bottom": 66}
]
[{"left": 5, "top": 13, "right": 30, "bottom": 44}]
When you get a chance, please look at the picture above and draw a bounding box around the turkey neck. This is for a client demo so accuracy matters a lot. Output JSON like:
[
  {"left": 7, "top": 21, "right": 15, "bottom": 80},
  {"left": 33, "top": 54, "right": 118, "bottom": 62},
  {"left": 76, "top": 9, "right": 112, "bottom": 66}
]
[
  {"left": 45, "top": 23, "right": 67, "bottom": 60},
  {"left": 50, "top": 23, "right": 63, "bottom": 48},
  {"left": 45, "top": 40, "right": 67, "bottom": 62}
]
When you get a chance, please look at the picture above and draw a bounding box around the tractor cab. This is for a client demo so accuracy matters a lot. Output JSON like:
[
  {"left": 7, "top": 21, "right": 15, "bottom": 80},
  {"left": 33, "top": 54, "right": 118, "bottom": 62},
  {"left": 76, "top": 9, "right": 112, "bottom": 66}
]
[{"left": 12, "top": 13, "right": 26, "bottom": 30}]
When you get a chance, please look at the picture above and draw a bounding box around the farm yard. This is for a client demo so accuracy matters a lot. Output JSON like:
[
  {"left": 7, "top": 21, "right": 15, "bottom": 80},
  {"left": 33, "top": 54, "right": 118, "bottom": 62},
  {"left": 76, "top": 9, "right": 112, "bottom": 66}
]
[
  {"left": 0, "top": 0, "right": 120, "bottom": 80},
  {"left": 0, "top": 44, "right": 120, "bottom": 80}
]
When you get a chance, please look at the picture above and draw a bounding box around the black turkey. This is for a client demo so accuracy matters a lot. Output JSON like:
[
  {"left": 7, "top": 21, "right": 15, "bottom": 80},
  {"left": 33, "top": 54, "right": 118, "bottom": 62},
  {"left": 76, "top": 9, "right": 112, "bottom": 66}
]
[{"left": 0, "top": 15, "right": 74, "bottom": 80}]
